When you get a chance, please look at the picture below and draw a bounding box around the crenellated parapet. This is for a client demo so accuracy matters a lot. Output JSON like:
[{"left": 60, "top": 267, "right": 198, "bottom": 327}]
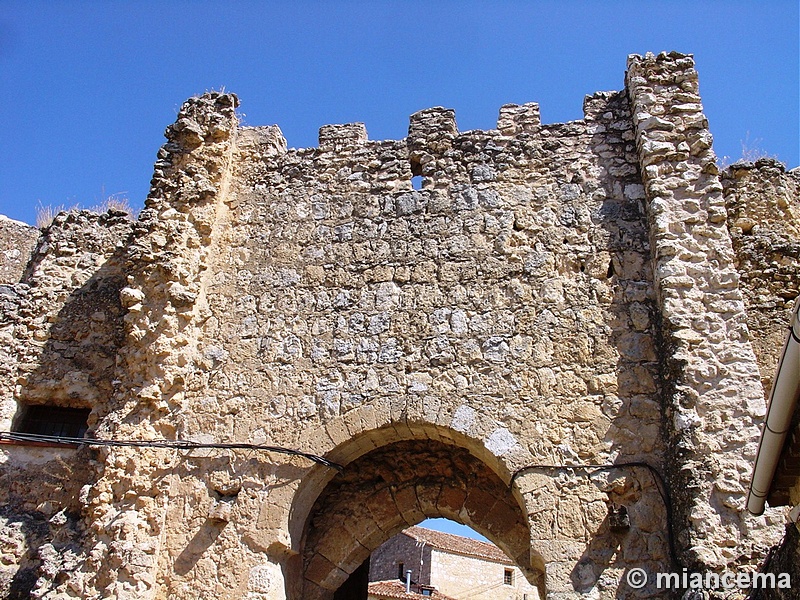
[
  {"left": 318, "top": 123, "right": 368, "bottom": 150},
  {"left": 497, "top": 102, "right": 540, "bottom": 135}
]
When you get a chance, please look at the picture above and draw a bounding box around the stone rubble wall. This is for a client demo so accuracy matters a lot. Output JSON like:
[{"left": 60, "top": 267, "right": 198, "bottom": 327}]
[
  {"left": 0, "top": 52, "right": 791, "bottom": 600},
  {"left": 0, "top": 216, "right": 38, "bottom": 286},
  {"left": 626, "top": 51, "right": 784, "bottom": 582},
  {"left": 183, "top": 86, "right": 670, "bottom": 600},
  {"left": 722, "top": 160, "right": 800, "bottom": 394},
  {"left": 0, "top": 209, "right": 133, "bottom": 599},
  {"left": 68, "top": 92, "right": 245, "bottom": 600}
]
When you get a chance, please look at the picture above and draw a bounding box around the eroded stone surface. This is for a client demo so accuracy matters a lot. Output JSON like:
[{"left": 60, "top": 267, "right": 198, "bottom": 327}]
[
  {"left": 0, "top": 216, "right": 38, "bottom": 286},
  {"left": 722, "top": 159, "right": 800, "bottom": 395}
]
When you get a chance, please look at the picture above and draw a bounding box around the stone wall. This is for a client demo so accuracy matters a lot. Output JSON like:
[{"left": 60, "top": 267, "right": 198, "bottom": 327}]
[
  {"left": 749, "top": 523, "right": 800, "bottom": 600},
  {"left": 626, "top": 51, "right": 785, "bottom": 579},
  {"left": 0, "top": 52, "right": 792, "bottom": 600},
  {"left": 429, "top": 549, "right": 537, "bottom": 600},
  {"left": 722, "top": 159, "right": 800, "bottom": 394},
  {"left": 0, "top": 216, "right": 38, "bottom": 285},
  {"left": 368, "top": 532, "right": 430, "bottom": 585},
  {"left": 0, "top": 209, "right": 133, "bottom": 599},
  {"left": 221, "top": 83, "right": 670, "bottom": 599},
  {"left": 721, "top": 160, "right": 800, "bottom": 600}
]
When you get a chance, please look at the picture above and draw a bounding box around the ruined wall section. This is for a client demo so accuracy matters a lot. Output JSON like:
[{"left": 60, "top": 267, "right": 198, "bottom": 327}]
[
  {"left": 0, "top": 215, "right": 39, "bottom": 285},
  {"left": 626, "top": 51, "right": 783, "bottom": 578},
  {"left": 39, "top": 92, "right": 244, "bottom": 600},
  {"left": 0, "top": 208, "right": 132, "bottom": 451},
  {"left": 9, "top": 61, "right": 790, "bottom": 597},
  {"left": 160, "top": 89, "right": 675, "bottom": 599},
  {"left": 11, "top": 211, "right": 133, "bottom": 414},
  {"left": 722, "top": 160, "right": 800, "bottom": 394},
  {"left": 0, "top": 209, "right": 133, "bottom": 599}
]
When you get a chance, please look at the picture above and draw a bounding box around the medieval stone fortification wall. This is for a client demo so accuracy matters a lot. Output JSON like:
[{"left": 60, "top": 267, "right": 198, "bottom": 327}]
[
  {"left": 0, "top": 210, "right": 133, "bottom": 598},
  {"left": 0, "top": 52, "right": 795, "bottom": 600},
  {"left": 722, "top": 160, "right": 800, "bottom": 393}
]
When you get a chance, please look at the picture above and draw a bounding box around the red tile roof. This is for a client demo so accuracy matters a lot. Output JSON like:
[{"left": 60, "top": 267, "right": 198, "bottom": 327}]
[
  {"left": 402, "top": 526, "right": 511, "bottom": 564},
  {"left": 368, "top": 579, "right": 457, "bottom": 600}
]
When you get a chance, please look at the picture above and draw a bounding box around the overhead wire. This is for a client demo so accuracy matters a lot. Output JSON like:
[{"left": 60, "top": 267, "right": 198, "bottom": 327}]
[
  {"left": 0, "top": 431, "right": 343, "bottom": 470},
  {"left": 5, "top": 436, "right": 679, "bottom": 572}
]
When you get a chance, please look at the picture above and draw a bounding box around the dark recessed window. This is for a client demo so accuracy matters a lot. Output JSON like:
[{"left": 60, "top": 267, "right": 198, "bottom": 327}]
[
  {"left": 504, "top": 569, "right": 513, "bottom": 585},
  {"left": 15, "top": 405, "right": 90, "bottom": 438},
  {"left": 398, "top": 562, "right": 405, "bottom": 581}
]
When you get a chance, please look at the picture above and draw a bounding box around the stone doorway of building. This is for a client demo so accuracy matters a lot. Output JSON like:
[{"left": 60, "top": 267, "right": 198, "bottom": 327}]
[{"left": 287, "top": 433, "right": 545, "bottom": 600}]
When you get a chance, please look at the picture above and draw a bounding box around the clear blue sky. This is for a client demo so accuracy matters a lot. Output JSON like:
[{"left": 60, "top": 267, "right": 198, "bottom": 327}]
[
  {"left": 1, "top": 1, "right": 797, "bottom": 226},
  {"left": 420, "top": 518, "right": 490, "bottom": 543}
]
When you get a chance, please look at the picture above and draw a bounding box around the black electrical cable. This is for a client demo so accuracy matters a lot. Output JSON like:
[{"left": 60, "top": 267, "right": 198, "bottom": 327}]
[
  {"left": 0, "top": 431, "right": 343, "bottom": 470},
  {"left": 511, "top": 461, "right": 678, "bottom": 570}
]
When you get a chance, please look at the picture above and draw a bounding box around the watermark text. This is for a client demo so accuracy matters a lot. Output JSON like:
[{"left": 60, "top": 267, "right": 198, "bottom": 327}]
[{"left": 626, "top": 568, "right": 791, "bottom": 591}]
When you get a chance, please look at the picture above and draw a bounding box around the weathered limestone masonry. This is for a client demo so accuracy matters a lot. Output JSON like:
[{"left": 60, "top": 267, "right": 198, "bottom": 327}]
[
  {"left": 78, "top": 93, "right": 242, "bottom": 599},
  {"left": 722, "top": 160, "right": 800, "bottom": 600},
  {"left": 0, "top": 217, "right": 39, "bottom": 431},
  {"left": 0, "top": 210, "right": 133, "bottom": 598},
  {"left": 625, "top": 52, "right": 787, "bottom": 575},
  {"left": 722, "top": 159, "right": 800, "bottom": 395},
  {"left": 0, "top": 217, "right": 38, "bottom": 286},
  {"left": 0, "top": 52, "right": 794, "bottom": 600}
]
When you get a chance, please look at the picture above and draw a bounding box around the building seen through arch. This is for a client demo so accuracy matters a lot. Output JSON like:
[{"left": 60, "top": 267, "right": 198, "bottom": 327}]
[{"left": 368, "top": 525, "right": 539, "bottom": 600}]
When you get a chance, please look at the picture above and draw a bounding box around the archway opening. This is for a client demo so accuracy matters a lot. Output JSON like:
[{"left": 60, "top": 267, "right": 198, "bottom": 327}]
[{"left": 291, "top": 438, "right": 544, "bottom": 600}]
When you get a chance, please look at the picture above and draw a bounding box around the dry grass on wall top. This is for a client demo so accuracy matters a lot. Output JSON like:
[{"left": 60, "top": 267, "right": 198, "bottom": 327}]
[
  {"left": 718, "top": 132, "right": 786, "bottom": 169},
  {"left": 35, "top": 195, "right": 138, "bottom": 229}
]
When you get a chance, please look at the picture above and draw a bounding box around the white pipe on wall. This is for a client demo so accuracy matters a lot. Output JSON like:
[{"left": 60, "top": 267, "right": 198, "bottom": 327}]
[{"left": 747, "top": 298, "right": 800, "bottom": 515}]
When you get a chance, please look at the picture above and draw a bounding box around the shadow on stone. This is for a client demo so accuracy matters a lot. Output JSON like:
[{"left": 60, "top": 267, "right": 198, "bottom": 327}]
[{"left": 174, "top": 518, "right": 228, "bottom": 576}]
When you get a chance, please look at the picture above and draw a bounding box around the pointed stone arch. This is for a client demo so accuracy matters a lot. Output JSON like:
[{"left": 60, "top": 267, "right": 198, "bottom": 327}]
[{"left": 287, "top": 424, "right": 545, "bottom": 600}]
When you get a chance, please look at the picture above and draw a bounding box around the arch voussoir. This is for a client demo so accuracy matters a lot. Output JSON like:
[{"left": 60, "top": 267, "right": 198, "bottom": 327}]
[
  {"left": 391, "top": 483, "right": 427, "bottom": 527},
  {"left": 304, "top": 553, "right": 345, "bottom": 589},
  {"left": 415, "top": 479, "right": 444, "bottom": 517},
  {"left": 364, "top": 487, "right": 407, "bottom": 535}
]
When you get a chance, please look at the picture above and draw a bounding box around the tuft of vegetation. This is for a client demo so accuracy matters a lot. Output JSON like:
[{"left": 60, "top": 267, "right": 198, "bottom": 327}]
[
  {"left": 739, "top": 132, "right": 779, "bottom": 163},
  {"left": 719, "top": 132, "right": 785, "bottom": 169},
  {"left": 34, "top": 192, "right": 138, "bottom": 229},
  {"left": 87, "top": 194, "right": 137, "bottom": 217},
  {"left": 35, "top": 201, "right": 75, "bottom": 229}
]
